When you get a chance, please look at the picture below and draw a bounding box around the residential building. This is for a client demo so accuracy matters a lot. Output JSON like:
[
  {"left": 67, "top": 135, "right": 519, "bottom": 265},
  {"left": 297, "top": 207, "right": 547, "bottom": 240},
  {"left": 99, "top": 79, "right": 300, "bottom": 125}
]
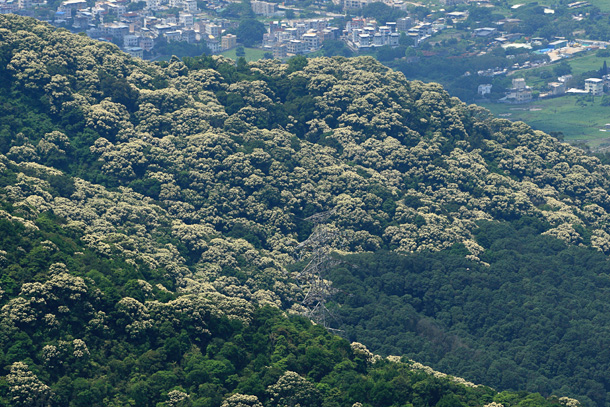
[
  {"left": 344, "top": 0, "right": 369, "bottom": 8},
  {"left": 284, "top": 27, "right": 298, "bottom": 39},
  {"left": 474, "top": 27, "right": 497, "bottom": 37},
  {"left": 287, "top": 39, "right": 305, "bottom": 54},
  {"left": 124, "top": 34, "right": 140, "bottom": 47},
  {"left": 548, "top": 82, "right": 565, "bottom": 96},
  {"left": 585, "top": 78, "right": 604, "bottom": 95},
  {"left": 511, "top": 88, "right": 532, "bottom": 102},
  {"left": 58, "top": 0, "right": 87, "bottom": 16},
  {"left": 139, "top": 36, "right": 153, "bottom": 51},
  {"left": 151, "top": 23, "right": 174, "bottom": 37},
  {"left": 106, "top": 2, "right": 125, "bottom": 17},
  {"left": 145, "top": 0, "right": 159, "bottom": 10},
  {"left": 389, "top": 32, "right": 399, "bottom": 46},
  {"left": 54, "top": 10, "right": 68, "bottom": 23},
  {"left": 506, "top": 78, "right": 532, "bottom": 102},
  {"left": 221, "top": 33, "right": 236, "bottom": 50},
  {"left": 396, "top": 17, "right": 412, "bottom": 31},
  {"left": 478, "top": 84, "right": 492, "bottom": 96},
  {"left": 124, "top": 46, "right": 143, "bottom": 58},
  {"left": 0, "top": 1, "right": 17, "bottom": 13},
  {"left": 373, "top": 33, "right": 384, "bottom": 46},
  {"left": 179, "top": 28, "right": 194, "bottom": 43},
  {"left": 251, "top": 0, "right": 276, "bottom": 16},
  {"left": 512, "top": 78, "right": 526, "bottom": 90},
  {"left": 102, "top": 22, "right": 130, "bottom": 38},
  {"left": 347, "top": 17, "right": 365, "bottom": 31},
  {"left": 164, "top": 30, "right": 181, "bottom": 42},
  {"left": 358, "top": 33, "right": 371, "bottom": 47},
  {"left": 205, "top": 23, "right": 221, "bottom": 37},
  {"left": 183, "top": 0, "right": 197, "bottom": 12},
  {"left": 179, "top": 13, "right": 194, "bottom": 28},
  {"left": 302, "top": 32, "right": 319, "bottom": 50},
  {"left": 273, "top": 42, "right": 287, "bottom": 58},
  {"left": 205, "top": 36, "right": 221, "bottom": 52}
]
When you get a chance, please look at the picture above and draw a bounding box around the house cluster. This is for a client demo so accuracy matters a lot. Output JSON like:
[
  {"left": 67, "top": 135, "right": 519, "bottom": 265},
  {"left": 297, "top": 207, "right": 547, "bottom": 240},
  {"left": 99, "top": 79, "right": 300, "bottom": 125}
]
[
  {"left": 343, "top": 15, "right": 441, "bottom": 50},
  {"left": 345, "top": 17, "right": 401, "bottom": 50},
  {"left": 263, "top": 19, "right": 340, "bottom": 58},
  {"left": 0, "top": 0, "right": 45, "bottom": 14},
  {"left": 489, "top": 73, "right": 610, "bottom": 103},
  {"left": 341, "top": 0, "right": 409, "bottom": 12},
  {"left": 504, "top": 78, "right": 533, "bottom": 102},
  {"left": 49, "top": 0, "right": 242, "bottom": 57},
  {"left": 545, "top": 74, "right": 610, "bottom": 97}
]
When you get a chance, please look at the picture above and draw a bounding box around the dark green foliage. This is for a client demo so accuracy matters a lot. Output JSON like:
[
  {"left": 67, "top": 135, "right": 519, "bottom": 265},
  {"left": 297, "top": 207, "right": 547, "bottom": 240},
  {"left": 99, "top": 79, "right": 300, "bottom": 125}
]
[
  {"left": 155, "top": 37, "right": 211, "bottom": 59},
  {"left": 327, "top": 221, "right": 610, "bottom": 407},
  {"left": 98, "top": 70, "right": 140, "bottom": 112},
  {"left": 553, "top": 62, "right": 572, "bottom": 78},
  {"left": 236, "top": 19, "right": 266, "bottom": 47},
  {"left": 360, "top": 2, "right": 407, "bottom": 25},
  {"left": 322, "top": 40, "right": 353, "bottom": 58},
  {"left": 0, "top": 198, "right": 564, "bottom": 407}
]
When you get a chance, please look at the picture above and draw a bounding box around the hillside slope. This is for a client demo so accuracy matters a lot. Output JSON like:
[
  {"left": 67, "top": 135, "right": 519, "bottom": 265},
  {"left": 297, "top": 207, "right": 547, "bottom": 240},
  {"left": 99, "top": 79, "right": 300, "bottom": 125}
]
[{"left": 0, "top": 14, "right": 609, "bottom": 407}]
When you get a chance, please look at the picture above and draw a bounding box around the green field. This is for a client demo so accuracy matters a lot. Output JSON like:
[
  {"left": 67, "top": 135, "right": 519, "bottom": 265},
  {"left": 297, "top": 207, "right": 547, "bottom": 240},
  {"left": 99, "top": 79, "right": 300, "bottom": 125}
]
[
  {"left": 564, "top": 51, "right": 609, "bottom": 72},
  {"left": 221, "top": 47, "right": 268, "bottom": 62},
  {"left": 503, "top": 0, "right": 610, "bottom": 12},
  {"left": 479, "top": 96, "right": 610, "bottom": 148}
]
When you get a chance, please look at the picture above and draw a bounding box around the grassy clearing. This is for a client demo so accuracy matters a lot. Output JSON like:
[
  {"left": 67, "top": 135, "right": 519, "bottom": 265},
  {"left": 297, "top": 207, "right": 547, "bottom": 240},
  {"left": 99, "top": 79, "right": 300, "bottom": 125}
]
[
  {"left": 503, "top": 0, "right": 610, "bottom": 12},
  {"left": 221, "top": 47, "right": 268, "bottom": 62},
  {"left": 582, "top": 0, "right": 610, "bottom": 12},
  {"left": 479, "top": 95, "right": 610, "bottom": 148},
  {"left": 566, "top": 51, "right": 609, "bottom": 73}
]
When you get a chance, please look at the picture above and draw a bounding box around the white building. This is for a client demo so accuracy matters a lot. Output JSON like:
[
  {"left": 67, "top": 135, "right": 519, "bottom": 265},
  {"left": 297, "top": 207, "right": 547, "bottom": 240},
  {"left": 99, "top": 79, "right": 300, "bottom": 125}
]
[
  {"left": 58, "top": 0, "right": 87, "bottom": 16},
  {"left": 251, "top": 0, "right": 276, "bottom": 16},
  {"left": 164, "top": 31, "right": 182, "bottom": 42},
  {"left": 206, "top": 23, "right": 221, "bottom": 37},
  {"left": 512, "top": 78, "right": 526, "bottom": 90},
  {"left": 344, "top": 0, "right": 369, "bottom": 8},
  {"left": 389, "top": 32, "right": 399, "bottom": 46},
  {"left": 125, "top": 46, "right": 144, "bottom": 59},
  {"left": 139, "top": 36, "right": 154, "bottom": 51},
  {"left": 124, "top": 34, "right": 140, "bottom": 47},
  {"left": 287, "top": 39, "right": 305, "bottom": 54},
  {"left": 302, "top": 32, "right": 319, "bottom": 50},
  {"left": 205, "top": 36, "right": 221, "bottom": 53},
  {"left": 478, "top": 84, "right": 492, "bottom": 96},
  {"left": 183, "top": 0, "right": 197, "bottom": 12},
  {"left": 179, "top": 12, "right": 194, "bottom": 27},
  {"left": 585, "top": 78, "right": 604, "bottom": 95}
]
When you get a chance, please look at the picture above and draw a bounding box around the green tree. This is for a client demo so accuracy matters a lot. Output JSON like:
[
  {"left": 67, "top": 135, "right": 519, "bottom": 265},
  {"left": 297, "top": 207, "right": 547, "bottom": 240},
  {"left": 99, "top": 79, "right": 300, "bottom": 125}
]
[{"left": 237, "top": 19, "right": 266, "bottom": 47}]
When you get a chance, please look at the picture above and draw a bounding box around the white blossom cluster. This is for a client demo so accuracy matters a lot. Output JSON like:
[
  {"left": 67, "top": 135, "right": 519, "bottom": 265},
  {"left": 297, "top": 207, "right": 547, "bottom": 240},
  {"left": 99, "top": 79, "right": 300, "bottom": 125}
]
[
  {"left": 408, "top": 360, "right": 479, "bottom": 388},
  {"left": 6, "top": 362, "right": 54, "bottom": 406}
]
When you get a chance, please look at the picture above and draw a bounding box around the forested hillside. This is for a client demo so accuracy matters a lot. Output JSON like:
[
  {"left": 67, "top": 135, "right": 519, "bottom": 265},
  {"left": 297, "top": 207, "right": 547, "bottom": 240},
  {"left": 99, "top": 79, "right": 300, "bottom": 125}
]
[
  {"left": 326, "top": 220, "right": 610, "bottom": 407},
  {"left": 0, "top": 13, "right": 609, "bottom": 407},
  {"left": 0, "top": 195, "right": 525, "bottom": 407}
]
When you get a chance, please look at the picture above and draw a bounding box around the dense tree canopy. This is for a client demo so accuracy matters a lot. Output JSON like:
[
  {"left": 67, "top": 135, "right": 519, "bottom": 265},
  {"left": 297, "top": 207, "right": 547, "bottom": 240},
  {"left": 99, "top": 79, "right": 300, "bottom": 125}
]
[
  {"left": 236, "top": 19, "right": 266, "bottom": 48},
  {"left": 1, "top": 14, "right": 610, "bottom": 407}
]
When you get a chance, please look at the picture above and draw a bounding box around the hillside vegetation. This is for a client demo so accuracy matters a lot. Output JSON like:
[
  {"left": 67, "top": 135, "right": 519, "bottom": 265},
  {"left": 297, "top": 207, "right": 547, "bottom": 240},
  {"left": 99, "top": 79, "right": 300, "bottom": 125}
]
[{"left": 0, "top": 14, "right": 609, "bottom": 407}]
